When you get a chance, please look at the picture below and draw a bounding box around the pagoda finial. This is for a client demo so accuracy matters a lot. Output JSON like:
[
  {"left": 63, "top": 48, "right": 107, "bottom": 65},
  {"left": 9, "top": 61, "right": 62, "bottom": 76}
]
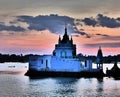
[
  {"left": 71, "top": 35, "right": 73, "bottom": 41},
  {"left": 65, "top": 23, "right": 67, "bottom": 35},
  {"left": 59, "top": 35, "right": 61, "bottom": 40},
  {"left": 99, "top": 46, "right": 101, "bottom": 50},
  {"left": 71, "top": 35, "right": 73, "bottom": 43},
  {"left": 58, "top": 35, "right": 61, "bottom": 44}
]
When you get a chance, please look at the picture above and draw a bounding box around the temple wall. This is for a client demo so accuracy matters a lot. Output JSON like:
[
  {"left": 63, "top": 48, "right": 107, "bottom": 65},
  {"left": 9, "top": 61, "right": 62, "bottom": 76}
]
[
  {"left": 29, "top": 55, "right": 51, "bottom": 71},
  {"left": 29, "top": 55, "right": 101, "bottom": 72},
  {"left": 50, "top": 56, "right": 83, "bottom": 72}
]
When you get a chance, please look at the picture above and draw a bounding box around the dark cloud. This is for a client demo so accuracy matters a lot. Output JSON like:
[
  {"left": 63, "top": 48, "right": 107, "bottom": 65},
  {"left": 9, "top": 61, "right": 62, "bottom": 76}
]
[
  {"left": 80, "top": 14, "right": 120, "bottom": 28},
  {"left": 0, "top": 22, "right": 4, "bottom": 25},
  {"left": 100, "top": 36, "right": 120, "bottom": 41},
  {"left": 79, "top": 28, "right": 84, "bottom": 31},
  {"left": 17, "top": 14, "right": 91, "bottom": 38},
  {"left": 1, "top": 14, "right": 119, "bottom": 38},
  {"left": 1, "top": 14, "right": 90, "bottom": 38},
  {"left": 17, "top": 14, "right": 74, "bottom": 33},
  {"left": 97, "top": 14, "right": 120, "bottom": 28},
  {"left": 117, "top": 18, "right": 120, "bottom": 21},
  {"left": 72, "top": 35, "right": 80, "bottom": 37},
  {"left": 96, "top": 33, "right": 109, "bottom": 37},
  {"left": 0, "top": 24, "right": 25, "bottom": 32},
  {"left": 82, "top": 17, "right": 97, "bottom": 27},
  {"left": 75, "top": 31, "right": 91, "bottom": 38},
  {"left": 85, "top": 42, "right": 120, "bottom": 48}
]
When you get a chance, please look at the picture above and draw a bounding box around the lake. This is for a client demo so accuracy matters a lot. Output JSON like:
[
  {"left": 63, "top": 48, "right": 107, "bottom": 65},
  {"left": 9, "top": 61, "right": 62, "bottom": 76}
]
[
  {"left": 0, "top": 74, "right": 120, "bottom": 97},
  {"left": 0, "top": 63, "right": 120, "bottom": 97}
]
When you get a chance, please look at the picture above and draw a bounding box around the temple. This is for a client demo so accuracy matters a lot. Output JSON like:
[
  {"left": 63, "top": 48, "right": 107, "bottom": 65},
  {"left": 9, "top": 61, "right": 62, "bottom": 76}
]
[{"left": 26, "top": 27, "right": 104, "bottom": 77}]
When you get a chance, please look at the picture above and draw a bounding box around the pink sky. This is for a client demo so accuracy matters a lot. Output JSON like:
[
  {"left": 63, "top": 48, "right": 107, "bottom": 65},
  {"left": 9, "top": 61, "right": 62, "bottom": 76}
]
[
  {"left": 0, "top": 26, "right": 119, "bottom": 56},
  {"left": 0, "top": 0, "right": 120, "bottom": 56}
]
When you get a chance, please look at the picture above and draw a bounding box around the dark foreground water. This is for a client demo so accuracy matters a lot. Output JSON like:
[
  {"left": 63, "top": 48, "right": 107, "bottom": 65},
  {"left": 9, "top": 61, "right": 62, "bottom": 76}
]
[{"left": 0, "top": 74, "right": 120, "bottom": 97}]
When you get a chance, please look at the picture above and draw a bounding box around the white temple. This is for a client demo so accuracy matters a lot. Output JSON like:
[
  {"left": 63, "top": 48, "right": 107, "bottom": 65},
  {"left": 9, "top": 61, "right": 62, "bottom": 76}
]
[{"left": 29, "top": 27, "right": 102, "bottom": 73}]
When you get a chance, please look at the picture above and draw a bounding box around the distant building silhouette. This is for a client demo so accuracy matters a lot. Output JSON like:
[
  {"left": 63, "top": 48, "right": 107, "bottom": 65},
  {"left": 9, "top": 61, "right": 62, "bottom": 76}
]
[
  {"left": 106, "top": 57, "right": 120, "bottom": 77},
  {"left": 96, "top": 46, "right": 103, "bottom": 70}
]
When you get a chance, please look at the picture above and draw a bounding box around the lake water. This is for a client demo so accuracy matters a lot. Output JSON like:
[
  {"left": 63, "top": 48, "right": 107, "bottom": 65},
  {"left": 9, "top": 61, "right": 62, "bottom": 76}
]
[
  {"left": 0, "top": 74, "right": 120, "bottom": 97},
  {"left": 0, "top": 63, "right": 120, "bottom": 97}
]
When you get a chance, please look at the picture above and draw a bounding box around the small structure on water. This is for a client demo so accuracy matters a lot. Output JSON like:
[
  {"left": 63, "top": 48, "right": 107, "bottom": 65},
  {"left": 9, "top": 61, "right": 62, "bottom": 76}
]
[
  {"left": 106, "top": 62, "right": 120, "bottom": 77},
  {"left": 25, "top": 27, "right": 104, "bottom": 77},
  {"left": 96, "top": 46, "right": 103, "bottom": 70}
]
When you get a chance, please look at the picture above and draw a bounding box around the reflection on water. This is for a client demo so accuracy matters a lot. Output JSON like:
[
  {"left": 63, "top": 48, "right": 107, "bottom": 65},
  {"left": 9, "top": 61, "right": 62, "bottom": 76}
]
[
  {"left": 0, "top": 74, "right": 29, "bottom": 97},
  {"left": 0, "top": 74, "right": 120, "bottom": 97}
]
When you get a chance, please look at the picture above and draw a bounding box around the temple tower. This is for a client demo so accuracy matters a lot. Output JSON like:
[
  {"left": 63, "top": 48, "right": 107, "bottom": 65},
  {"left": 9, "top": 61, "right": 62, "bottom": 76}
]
[
  {"left": 53, "top": 27, "right": 76, "bottom": 58},
  {"left": 96, "top": 46, "right": 103, "bottom": 70}
]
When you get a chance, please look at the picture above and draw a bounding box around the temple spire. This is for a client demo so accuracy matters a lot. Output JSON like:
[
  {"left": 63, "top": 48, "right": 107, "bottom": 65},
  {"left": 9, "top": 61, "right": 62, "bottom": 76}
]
[
  {"left": 97, "top": 46, "right": 103, "bottom": 58},
  {"left": 61, "top": 25, "right": 69, "bottom": 43},
  {"left": 59, "top": 35, "right": 61, "bottom": 41},
  {"left": 65, "top": 26, "right": 67, "bottom": 35},
  {"left": 71, "top": 35, "right": 73, "bottom": 40},
  {"left": 99, "top": 46, "right": 101, "bottom": 50},
  {"left": 71, "top": 35, "right": 73, "bottom": 43},
  {"left": 64, "top": 22, "right": 68, "bottom": 35},
  {"left": 96, "top": 46, "right": 103, "bottom": 65},
  {"left": 58, "top": 35, "right": 61, "bottom": 44}
]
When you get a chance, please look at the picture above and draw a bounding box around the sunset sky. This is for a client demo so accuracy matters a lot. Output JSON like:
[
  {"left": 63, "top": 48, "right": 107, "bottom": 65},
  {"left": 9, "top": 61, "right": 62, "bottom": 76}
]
[{"left": 0, "top": 0, "right": 120, "bottom": 56}]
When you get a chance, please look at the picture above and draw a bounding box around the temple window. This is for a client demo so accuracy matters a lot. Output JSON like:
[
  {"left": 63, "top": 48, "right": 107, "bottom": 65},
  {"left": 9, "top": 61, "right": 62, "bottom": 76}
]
[{"left": 41, "top": 59, "right": 43, "bottom": 64}]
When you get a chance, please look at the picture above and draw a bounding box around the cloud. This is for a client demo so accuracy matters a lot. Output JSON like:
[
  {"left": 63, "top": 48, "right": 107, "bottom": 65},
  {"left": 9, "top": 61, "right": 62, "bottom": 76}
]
[
  {"left": 17, "top": 14, "right": 74, "bottom": 33},
  {"left": 97, "top": 14, "right": 120, "bottom": 28},
  {"left": 0, "top": 14, "right": 90, "bottom": 38},
  {"left": 95, "top": 34, "right": 120, "bottom": 41},
  {"left": 100, "top": 36, "right": 120, "bottom": 41},
  {"left": 82, "top": 17, "right": 97, "bottom": 27},
  {"left": 74, "top": 30, "right": 91, "bottom": 38},
  {"left": 1, "top": 14, "right": 119, "bottom": 39},
  {"left": 80, "top": 14, "right": 120, "bottom": 28},
  {"left": 72, "top": 35, "right": 80, "bottom": 37},
  {"left": 0, "top": 24, "right": 25, "bottom": 32},
  {"left": 85, "top": 42, "right": 120, "bottom": 48},
  {"left": 96, "top": 33, "right": 109, "bottom": 37},
  {"left": 0, "top": 22, "right": 4, "bottom": 25},
  {"left": 17, "top": 14, "right": 90, "bottom": 38}
]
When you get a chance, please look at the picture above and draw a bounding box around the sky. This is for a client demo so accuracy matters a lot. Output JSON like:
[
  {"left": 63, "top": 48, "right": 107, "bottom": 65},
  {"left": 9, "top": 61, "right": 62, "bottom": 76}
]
[{"left": 0, "top": 0, "right": 120, "bottom": 56}]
